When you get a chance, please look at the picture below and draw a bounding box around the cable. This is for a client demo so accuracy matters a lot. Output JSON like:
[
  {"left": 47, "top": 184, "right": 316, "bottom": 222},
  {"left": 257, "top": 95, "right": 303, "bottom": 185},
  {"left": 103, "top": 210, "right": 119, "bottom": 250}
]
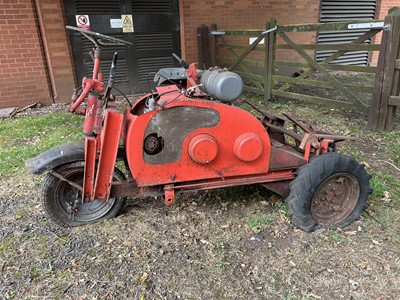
[
  {"left": 112, "top": 86, "right": 132, "bottom": 106},
  {"left": 159, "top": 92, "right": 185, "bottom": 109}
]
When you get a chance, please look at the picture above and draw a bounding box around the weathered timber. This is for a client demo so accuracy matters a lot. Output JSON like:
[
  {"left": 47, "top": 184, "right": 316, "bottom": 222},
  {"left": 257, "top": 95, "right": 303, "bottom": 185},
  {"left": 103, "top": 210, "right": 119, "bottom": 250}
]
[
  {"left": 272, "top": 90, "right": 354, "bottom": 108},
  {"left": 368, "top": 8, "right": 400, "bottom": 130},
  {"left": 243, "top": 85, "right": 264, "bottom": 95},
  {"left": 235, "top": 71, "right": 264, "bottom": 82},
  {"left": 217, "top": 30, "right": 264, "bottom": 36},
  {"left": 279, "top": 21, "right": 384, "bottom": 32},
  {"left": 277, "top": 44, "right": 381, "bottom": 51},
  {"left": 217, "top": 56, "right": 264, "bottom": 68},
  {"left": 197, "top": 25, "right": 210, "bottom": 69},
  {"left": 274, "top": 75, "right": 374, "bottom": 93},
  {"left": 218, "top": 43, "right": 264, "bottom": 51},
  {"left": 389, "top": 96, "right": 400, "bottom": 106},
  {"left": 210, "top": 24, "right": 217, "bottom": 67},
  {"left": 275, "top": 60, "right": 378, "bottom": 73}
]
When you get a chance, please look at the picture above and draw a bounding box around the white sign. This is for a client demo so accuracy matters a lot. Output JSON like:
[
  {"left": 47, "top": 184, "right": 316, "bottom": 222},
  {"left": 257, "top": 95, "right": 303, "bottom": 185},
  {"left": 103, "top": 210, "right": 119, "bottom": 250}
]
[
  {"left": 75, "top": 15, "right": 90, "bottom": 31},
  {"left": 121, "top": 14, "right": 134, "bottom": 33},
  {"left": 110, "top": 19, "right": 122, "bottom": 29},
  {"left": 249, "top": 37, "right": 265, "bottom": 44}
]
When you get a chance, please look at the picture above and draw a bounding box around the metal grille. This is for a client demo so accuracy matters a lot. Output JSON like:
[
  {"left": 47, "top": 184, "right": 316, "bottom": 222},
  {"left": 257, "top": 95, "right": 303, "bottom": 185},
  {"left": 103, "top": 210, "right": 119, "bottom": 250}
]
[
  {"left": 132, "top": 0, "right": 171, "bottom": 13},
  {"left": 76, "top": 0, "right": 120, "bottom": 14},
  {"left": 316, "top": 0, "right": 377, "bottom": 65},
  {"left": 135, "top": 33, "right": 173, "bottom": 51},
  {"left": 137, "top": 56, "right": 174, "bottom": 83}
]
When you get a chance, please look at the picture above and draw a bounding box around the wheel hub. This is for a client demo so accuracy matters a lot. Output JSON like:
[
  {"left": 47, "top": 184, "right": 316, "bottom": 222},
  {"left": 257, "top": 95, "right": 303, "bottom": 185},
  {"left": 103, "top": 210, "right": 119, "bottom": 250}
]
[{"left": 311, "top": 173, "right": 360, "bottom": 226}]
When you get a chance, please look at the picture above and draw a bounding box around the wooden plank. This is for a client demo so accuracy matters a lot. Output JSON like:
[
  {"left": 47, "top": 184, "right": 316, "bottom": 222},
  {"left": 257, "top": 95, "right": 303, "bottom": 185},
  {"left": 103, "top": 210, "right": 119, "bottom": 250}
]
[
  {"left": 218, "top": 43, "right": 264, "bottom": 51},
  {"left": 272, "top": 90, "right": 354, "bottom": 108},
  {"left": 279, "top": 21, "right": 384, "bottom": 32},
  {"left": 210, "top": 24, "right": 217, "bottom": 67},
  {"left": 378, "top": 11, "right": 400, "bottom": 130},
  {"left": 275, "top": 60, "right": 378, "bottom": 73},
  {"left": 235, "top": 70, "right": 264, "bottom": 82},
  {"left": 273, "top": 75, "right": 374, "bottom": 93},
  {"left": 388, "top": 96, "right": 400, "bottom": 106},
  {"left": 277, "top": 44, "right": 381, "bottom": 51},
  {"left": 395, "top": 59, "right": 400, "bottom": 69},
  {"left": 368, "top": 24, "right": 390, "bottom": 130},
  {"left": 244, "top": 85, "right": 264, "bottom": 95},
  {"left": 220, "top": 30, "right": 264, "bottom": 36},
  {"left": 218, "top": 56, "right": 264, "bottom": 68},
  {"left": 278, "top": 31, "right": 368, "bottom": 111},
  {"left": 264, "top": 18, "right": 277, "bottom": 101}
]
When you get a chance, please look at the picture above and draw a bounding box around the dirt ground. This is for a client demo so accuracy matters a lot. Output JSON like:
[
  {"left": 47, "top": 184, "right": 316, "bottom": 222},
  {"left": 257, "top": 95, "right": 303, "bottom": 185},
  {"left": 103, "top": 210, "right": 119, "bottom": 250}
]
[{"left": 0, "top": 96, "right": 399, "bottom": 300}]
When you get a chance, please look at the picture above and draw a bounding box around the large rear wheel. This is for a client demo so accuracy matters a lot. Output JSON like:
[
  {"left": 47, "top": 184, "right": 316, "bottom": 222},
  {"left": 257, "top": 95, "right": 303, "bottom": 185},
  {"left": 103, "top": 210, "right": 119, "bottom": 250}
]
[
  {"left": 41, "top": 161, "right": 126, "bottom": 227},
  {"left": 285, "top": 153, "right": 372, "bottom": 232}
]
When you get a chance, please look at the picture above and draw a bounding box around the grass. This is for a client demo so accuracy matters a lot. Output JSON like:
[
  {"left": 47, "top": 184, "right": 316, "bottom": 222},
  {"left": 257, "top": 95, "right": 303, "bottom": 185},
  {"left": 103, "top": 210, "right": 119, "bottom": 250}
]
[
  {"left": 0, "top": 112, "right": 82, "bottom": 176},
  {"left": 248, "top": 213, "right": 272, "bottom": 233},
  {"left": 0, "top": 96, "right": 399, "bottom": 299}
]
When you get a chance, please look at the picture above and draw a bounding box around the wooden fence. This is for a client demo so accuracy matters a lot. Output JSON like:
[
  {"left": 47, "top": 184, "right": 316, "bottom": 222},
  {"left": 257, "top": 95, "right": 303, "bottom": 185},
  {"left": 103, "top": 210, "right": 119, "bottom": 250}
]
[{"left": 198, "top": 7, "right": 400, "bottom": 131}]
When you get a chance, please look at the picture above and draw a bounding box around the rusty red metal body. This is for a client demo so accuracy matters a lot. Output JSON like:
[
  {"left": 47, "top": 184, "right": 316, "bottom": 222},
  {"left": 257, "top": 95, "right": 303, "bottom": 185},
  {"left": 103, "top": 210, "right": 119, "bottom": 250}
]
[{"left": 61, "top": 29, "right": 353, "bottom": 207}]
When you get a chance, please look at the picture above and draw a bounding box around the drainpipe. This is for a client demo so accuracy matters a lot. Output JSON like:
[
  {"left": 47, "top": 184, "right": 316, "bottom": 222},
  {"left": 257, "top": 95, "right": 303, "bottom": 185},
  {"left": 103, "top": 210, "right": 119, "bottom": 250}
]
[{"left": 32, "top": 0, "right": 57, "bottom": 103}]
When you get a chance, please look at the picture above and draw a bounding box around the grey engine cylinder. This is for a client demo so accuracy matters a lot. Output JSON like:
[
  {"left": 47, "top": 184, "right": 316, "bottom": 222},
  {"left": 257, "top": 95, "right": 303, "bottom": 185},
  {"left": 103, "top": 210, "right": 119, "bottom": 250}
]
[{"left": 200, "top": 68, "right": 243, "bottom": 102}]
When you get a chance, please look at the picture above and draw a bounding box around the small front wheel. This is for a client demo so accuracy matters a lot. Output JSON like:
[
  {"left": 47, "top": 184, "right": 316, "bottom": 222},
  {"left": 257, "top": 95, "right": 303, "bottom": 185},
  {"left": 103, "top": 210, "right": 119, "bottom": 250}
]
[
  {"left": 285, "top": 153, "right": 372, "bottom": 232},
  {"left": 41, "top": 161, "right": 126, "bottom": 227}
]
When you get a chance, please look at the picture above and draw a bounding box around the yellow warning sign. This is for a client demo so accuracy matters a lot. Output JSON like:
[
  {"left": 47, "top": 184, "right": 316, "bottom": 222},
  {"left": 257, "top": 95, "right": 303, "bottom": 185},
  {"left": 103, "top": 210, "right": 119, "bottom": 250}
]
[{"left": 121, "top": 14, "right": 134, "bottom": 33}]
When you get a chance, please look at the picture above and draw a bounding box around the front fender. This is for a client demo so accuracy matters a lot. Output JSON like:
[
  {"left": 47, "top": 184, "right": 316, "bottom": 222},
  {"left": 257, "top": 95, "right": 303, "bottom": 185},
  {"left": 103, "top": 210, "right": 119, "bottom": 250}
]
[{"left": 25, "top": 142, "right": 84, "bottom": 175}]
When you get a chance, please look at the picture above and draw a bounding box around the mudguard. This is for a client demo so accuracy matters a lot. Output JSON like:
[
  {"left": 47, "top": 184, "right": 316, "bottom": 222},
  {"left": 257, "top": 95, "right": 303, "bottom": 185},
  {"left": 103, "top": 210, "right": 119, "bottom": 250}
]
[{"left": 25, "top": 142, "right": 84, "bottom": 175}]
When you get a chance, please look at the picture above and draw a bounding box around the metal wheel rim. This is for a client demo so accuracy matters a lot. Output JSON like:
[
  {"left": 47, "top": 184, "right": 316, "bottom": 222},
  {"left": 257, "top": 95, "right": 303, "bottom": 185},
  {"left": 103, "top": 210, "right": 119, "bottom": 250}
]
[
  {"left": 55, "top": 167, "right": 116, "bottom": 223},
  {"left": 311, "top": 172, "right": 360, "bottom": 226}
]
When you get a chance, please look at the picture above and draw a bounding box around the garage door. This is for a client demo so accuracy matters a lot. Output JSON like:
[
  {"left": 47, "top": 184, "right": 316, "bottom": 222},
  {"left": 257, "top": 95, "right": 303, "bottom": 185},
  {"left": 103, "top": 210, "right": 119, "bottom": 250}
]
[{"left": 64, "top": 0, "right": 181, "bottom": 94}]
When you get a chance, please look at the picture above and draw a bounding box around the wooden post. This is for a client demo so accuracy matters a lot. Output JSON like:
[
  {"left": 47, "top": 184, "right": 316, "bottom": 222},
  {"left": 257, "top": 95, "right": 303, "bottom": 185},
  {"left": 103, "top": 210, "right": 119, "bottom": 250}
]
[
  {"left": 368, "top": 7, "right": 400, "bottom": 131},
  {"left": 210, "top": 23, "right": 217, "bottom": 67},
  {"left": 197, "top": 25, "right": 210, "bottom": 69},
  {"left": 264, "top": 17, "right": 277, "bottom": 102}
]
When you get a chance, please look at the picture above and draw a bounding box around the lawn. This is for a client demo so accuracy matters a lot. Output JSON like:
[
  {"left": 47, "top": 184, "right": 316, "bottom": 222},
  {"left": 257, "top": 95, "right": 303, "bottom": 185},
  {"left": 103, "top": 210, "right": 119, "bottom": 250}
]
[{"left": 0, "top": 99, "right": 399, "bottom": 300}]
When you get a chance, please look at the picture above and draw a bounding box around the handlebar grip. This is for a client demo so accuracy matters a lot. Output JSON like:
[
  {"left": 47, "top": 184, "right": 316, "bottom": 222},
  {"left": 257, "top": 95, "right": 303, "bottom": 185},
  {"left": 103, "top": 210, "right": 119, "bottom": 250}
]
[{"left": 172, "top": 53, "right": 190, "bottom": 69}]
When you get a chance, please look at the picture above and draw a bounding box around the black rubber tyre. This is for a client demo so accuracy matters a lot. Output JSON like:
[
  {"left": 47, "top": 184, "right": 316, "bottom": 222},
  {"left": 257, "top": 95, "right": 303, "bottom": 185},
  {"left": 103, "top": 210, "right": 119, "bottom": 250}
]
[
  {"left": 285, "top": 153, "right": 372, "bottom": 232},
  {"left": 41, "top": 161, "right": 126, "bottom": 227}
]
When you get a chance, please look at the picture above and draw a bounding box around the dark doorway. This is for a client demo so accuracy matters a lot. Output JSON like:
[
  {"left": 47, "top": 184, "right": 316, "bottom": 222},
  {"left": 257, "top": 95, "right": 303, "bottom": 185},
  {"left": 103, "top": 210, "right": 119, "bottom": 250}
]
[{"left": 64, "top": 0, "right": 181, "bottom": 94}]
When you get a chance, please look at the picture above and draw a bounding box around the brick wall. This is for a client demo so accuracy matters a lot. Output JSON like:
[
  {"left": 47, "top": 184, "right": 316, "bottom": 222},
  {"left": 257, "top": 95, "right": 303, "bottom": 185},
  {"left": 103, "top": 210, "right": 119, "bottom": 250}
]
[
  {"left": 0, "top": 0, "right": 51, "bottom": 108},
  {"left": 370, "top": 2, "right": 399, "bottom": 66},
  {"left": 179, "top": 0, "right": 320, "bottom": 63},
  {"left": 37, "top": 0, "right": 76, "bottom": 103}
]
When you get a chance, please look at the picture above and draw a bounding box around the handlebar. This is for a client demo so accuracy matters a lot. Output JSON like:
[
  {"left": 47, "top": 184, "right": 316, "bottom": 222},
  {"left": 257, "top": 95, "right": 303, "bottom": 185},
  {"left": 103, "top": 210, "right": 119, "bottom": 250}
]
[
  {"left": 66, "top": 25, "right": 133, "bottom": 46},
  {"left": 172, "top": 53, "right": 190, "bottom": 69}
]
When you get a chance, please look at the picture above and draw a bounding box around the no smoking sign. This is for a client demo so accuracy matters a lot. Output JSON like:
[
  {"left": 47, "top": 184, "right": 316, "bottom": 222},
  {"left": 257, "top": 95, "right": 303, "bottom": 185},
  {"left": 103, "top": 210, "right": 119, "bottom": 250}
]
[{"left": 75, "top": 15, "right": 91, "bottom": 31}]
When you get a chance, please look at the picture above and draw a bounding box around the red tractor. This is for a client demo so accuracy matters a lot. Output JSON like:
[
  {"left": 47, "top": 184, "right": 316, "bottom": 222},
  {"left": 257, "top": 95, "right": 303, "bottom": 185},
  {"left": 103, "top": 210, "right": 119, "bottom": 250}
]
[{"left": 26, "top": 27, "right": 372, "bottom": 232}]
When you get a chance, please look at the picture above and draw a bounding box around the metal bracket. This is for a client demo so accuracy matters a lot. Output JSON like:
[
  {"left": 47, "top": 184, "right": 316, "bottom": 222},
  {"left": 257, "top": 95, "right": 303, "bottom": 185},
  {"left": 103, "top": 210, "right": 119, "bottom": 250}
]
[
  {"left": 164, "top": 184, "right": 175, "bottom": 205},
  {"left": 210, "top": 31, "right": 226, "bottom": 35},
  {"left": 49, "top": 170, "right": 83, "bottom": 191},
  {"left": 348, "top": 22, "right": 384, "bottom": 30},
  {"left": 261, "top": 26, "right": 278, "bottom": 35}
]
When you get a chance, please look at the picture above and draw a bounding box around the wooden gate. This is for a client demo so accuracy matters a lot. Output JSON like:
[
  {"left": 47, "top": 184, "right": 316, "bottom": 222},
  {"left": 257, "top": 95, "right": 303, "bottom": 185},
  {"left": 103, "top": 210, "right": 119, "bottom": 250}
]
[
  {"left": 368, "top": 7, "right": 400, "bottom": 131},
  {"left": 210, "top": 19, "right": 383, "bottom": 113}
]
